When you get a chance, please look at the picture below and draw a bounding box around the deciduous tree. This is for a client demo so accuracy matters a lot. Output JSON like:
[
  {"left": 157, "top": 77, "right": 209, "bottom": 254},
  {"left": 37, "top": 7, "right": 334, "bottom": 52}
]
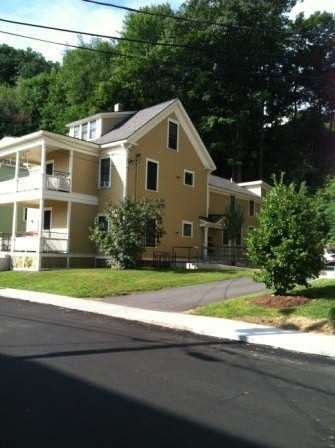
[
  {"left": 90, "top": 198, "right": 165, "bottom": 269},
  {"left": 247, "top": 174, "right": 325, "bottom": 294}
]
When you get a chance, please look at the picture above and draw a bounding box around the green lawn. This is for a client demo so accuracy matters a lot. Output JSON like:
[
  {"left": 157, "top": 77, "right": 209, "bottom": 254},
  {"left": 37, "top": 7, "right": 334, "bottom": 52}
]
[
  {"left": 192, "top": 279, "right": 335, "bottom": 323},
  {"left": 0, "top": 267, "right": 254, "bottom": 298}
]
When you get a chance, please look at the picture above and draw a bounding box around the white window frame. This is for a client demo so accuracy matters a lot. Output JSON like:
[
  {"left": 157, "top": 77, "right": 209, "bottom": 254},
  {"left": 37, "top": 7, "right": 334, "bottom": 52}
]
[
  {"left": 182, "top": 221, "right": 193, "bottom": 238},
  {"left": 97, "top": 213, "right": 109, "bottom": 231},
  {"left": 46, "top": 160, "right": 54, "bottom": 175},
  {"left": 43, "top": 208, "right": 52, "bottom": 231},
  {"left": 89, "top": 120, "right": 97, "bottom": 140},
  {"left": 99, "top": 157, "right": 111, "bottom": 189},
  {"left": 146, "top": 158, "right": 159, "bottom": 192},
  {"left": 73, "top": 125, "right": 80, "bottom": 139},
  {"left": 184, "top": 169, "right": 195, "bottom": 187},
  {"left": 82, "top": 123, "right": 88, "bottom": 140},
  {"left": 167, "top": 119, "right": 179, "bottom": 151}
]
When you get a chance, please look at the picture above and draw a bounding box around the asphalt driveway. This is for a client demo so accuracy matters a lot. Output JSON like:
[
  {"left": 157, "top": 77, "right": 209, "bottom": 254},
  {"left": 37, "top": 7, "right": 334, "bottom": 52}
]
[{"left": 96, "top": 277, "right": 266, "bottom": 312}]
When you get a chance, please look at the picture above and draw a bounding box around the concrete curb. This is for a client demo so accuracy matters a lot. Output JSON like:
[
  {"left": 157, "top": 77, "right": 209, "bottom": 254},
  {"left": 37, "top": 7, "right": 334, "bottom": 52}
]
[{"left": 1, "top": 288, "right": 334, "bottom": 359}]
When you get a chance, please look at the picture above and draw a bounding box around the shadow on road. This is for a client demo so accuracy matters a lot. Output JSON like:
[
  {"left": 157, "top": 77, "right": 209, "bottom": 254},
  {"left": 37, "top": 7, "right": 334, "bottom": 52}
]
[{"left": 0, "top": 353, "right": 264, "bottom": 448}]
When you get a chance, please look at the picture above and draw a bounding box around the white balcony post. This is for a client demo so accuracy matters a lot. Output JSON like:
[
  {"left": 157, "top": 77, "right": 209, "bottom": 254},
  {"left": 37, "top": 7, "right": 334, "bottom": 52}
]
[
  {"left": 69, "top": 150, "right": 73, "bottom": 192},
  {"left": 66, "top": 201, "right": 71, "bottom": 253},
  {"left": 203, "top": 226, "right": 208, "bottom": 257},
  {"left": 11, "top": 202, "right": 18, "bottom": 250},
  {"left": 37, "top": 199, "right": 44, "bottom": 254},
  {"left": 40, "top": 143, "right": 46, "bottom": 191},
  {"left": 15, "top": 151, "right": 20, "bottom": 192}
]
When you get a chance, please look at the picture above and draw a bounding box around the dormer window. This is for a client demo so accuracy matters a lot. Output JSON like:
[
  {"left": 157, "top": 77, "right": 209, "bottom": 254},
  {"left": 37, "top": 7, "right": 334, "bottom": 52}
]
[
  {"left": 74, "top": 125, "right": 80, "bottom": 138},
  {"left": 82, "top": 123, "right": 88, "bottom": 140},
  {"left": 89, "top": 120, "right": 97, "bottom": 139},
  {"left": 168, "top": 120, "right": 179, "bottom": 150}
]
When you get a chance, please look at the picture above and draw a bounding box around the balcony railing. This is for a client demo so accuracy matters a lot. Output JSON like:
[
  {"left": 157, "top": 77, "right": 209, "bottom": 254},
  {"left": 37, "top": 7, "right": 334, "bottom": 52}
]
[
  {"left": 0, "top": 170, "right": 70, "bottom": 195},
  {"left": 13, "top": 232, "right": 68, "bottom": 253}
]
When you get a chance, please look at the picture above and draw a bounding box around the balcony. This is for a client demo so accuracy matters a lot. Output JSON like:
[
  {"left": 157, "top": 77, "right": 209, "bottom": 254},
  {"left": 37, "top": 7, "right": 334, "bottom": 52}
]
[
  {"left": 0, "top": 170, "right": 70, "bottom": 196},
  {"left": 13, "top": 231, "right": 68, "bottom": 253}
]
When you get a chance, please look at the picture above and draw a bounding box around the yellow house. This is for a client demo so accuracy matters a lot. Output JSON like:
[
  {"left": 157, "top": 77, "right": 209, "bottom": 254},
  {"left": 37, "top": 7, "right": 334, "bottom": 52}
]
[{"left": 0, "top": 99, "right": 269, "bottom": 270}]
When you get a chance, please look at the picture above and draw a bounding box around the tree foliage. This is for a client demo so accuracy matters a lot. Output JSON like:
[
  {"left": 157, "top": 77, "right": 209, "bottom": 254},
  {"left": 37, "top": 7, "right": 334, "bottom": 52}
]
[
  {"left": 247, "top": 175, "right": 325, "bottom": 295},
  {"left": 1, "top": 4, "right": 334, "bottom": 187},
  {"left": 315, "top": 177, "right": 335, "bottom": 247},
  {"left": 223, "top": 202, "right": 245, "bottom": 243},
  {"left": 90, "top": 198, "right": 165, "bottom": 269}
]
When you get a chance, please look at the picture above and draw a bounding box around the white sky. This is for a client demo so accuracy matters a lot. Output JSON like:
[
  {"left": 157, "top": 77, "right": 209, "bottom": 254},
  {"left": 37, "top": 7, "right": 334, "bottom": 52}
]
[{"left": 0, "top": 0, "right": 334, "bottom": 62}]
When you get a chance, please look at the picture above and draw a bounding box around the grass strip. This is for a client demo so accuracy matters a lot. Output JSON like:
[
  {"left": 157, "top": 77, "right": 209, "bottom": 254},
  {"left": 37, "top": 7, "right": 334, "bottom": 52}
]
[{"left": 0, "top": 268, "right": 254, "bottom": 298}]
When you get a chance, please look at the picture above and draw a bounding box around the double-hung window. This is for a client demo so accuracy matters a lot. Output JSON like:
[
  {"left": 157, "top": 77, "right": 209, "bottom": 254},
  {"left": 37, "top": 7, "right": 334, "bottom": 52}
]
[
  {"left": 168, "top": 120, "right": 178, "bottom": 150},
  {"left": 182, "top": 221, "right": 193, "bottom": 238},
  {"left": 73, "top": 125, "right": 80, "bottom": 139},
  {"left": 97, "top": 214, "right": 108, "bottom": 231},
  {"left": 82, "top": 123, "right": 88, "bottom": 140},
  {"left": 184, "top": 170, "right": 194, "bottom": 187},
  {"left": 146, "top": 159, "right": 159, "bottom": 191},
  {"left": 89, "top": 120, "right": 97, "bottom": 139},
  {"left": 99, "top": 157, "right": 111, "bottom": 188}
]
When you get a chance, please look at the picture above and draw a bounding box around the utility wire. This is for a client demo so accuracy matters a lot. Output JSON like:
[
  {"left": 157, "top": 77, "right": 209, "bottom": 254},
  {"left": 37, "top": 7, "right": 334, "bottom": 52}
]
[
  {"left": 0, "top": 30, "right": 333, "bottom": 82},
  {"left": 0, "top": 30, "right": 136, "bottom": 58},
  {"left": 1, "top": 16, "right": 333, "bottom": 64},
  {"left": 0, "top": 17, "right": 220, "bottom": 54},
  {"left": 82, "top": 0, "right": 335, "bottom": 38}
]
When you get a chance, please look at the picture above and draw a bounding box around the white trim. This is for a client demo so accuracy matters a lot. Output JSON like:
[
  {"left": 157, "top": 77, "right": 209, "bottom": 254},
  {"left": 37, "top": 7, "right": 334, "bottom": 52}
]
[
  {"left": 184, "top": 169, "right": 195, "bottom": 187},
  {"left": 182, "top": 220, "right": 193, "bottom": 238},
  {"left": 98, "top": 156, "right": 111, "bottom": 189},
  {"left": 125, "top": 100, "right": 216, "bottom": 171},
  {"left": 43, "top": 207, "right": 52, "bottom": 231},
  {"left": 145, "top": 158, "right": 159, "bottom": 192},
  {"left": 167, "top": 119, "right": 179, "bottom": 151},
  {"left": 46, "top": 159, "right": 54, "bottom": 175}
]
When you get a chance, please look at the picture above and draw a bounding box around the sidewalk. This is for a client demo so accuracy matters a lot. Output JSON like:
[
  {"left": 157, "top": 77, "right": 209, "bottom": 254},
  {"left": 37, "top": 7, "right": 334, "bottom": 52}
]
[{"left": 1, "top": 287, "right": 334, "bottom": 359}]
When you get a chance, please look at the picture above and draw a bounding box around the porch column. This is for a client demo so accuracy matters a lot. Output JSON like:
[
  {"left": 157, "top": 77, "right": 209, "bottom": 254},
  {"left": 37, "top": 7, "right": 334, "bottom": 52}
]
[
  {"left": 40, "top": 143, "right": 46, "bottom": 190},
  {"left": 122, "top": 144, "right": 129, "bottom": 200},
  {"left": 203, "top": 226, "right": 208, "bottom": 257},
  {"left": 37, "top": 198, "right": 44, "bottom": 250},
  {"left": 69, "top": 150, "right": 73, "bottom": 192},
  {"left": 14, "top": 151, "right": 20, "bottom": 192},
  {"left": 66, "top": 201, "right": 72, "bottom": 268},
  {"left": 11, "top": 202, "right": 18, "bottom": 251}
]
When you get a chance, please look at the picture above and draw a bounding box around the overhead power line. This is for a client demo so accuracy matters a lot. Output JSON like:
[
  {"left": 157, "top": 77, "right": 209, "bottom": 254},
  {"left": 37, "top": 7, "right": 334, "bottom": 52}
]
[
  {"left": 1, "top": 16, "right": 333, "bottom": 65},
  {"left": 0, "top": 29, "right": 332, "bottom": 82},
  {"left": 0, "top": 30, "right": 136, "bottom": 59},
  {"left": 82, "top": 0, "right": 335, "bottom": 38},
  {"left": 0, "top": 17, "right": 220, "bottom": 54}
]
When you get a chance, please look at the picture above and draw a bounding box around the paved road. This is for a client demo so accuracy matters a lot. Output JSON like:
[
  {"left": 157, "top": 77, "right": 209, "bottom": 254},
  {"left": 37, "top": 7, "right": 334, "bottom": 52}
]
[
  {"left": 1, "top": 297, "right": 334, "bottom": 448},
  {"left": 97, "top": 277, "right": 266, "bottom": 311}
]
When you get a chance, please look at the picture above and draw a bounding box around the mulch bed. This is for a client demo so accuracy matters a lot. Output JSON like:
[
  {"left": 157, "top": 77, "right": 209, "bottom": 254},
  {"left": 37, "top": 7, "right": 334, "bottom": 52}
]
[{"left": 251, "top": 294, "right": 311, "bottom": 309}]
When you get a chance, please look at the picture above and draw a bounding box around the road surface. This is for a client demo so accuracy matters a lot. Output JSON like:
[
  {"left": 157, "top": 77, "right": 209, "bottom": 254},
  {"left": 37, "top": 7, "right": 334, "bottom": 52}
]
[{"left": 0, "top": 297, "right": 334, "bottom": 448}]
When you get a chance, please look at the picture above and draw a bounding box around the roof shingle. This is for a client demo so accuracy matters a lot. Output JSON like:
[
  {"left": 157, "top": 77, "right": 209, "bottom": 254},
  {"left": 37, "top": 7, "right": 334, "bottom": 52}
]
[{"left": 94, "top": 99, "right": 177, "bottom": 145}]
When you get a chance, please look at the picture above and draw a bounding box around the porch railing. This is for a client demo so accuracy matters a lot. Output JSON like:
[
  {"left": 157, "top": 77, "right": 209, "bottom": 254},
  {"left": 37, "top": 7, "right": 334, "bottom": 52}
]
[
  {"left": 0, "top": 170, "right": 70, "bottom": 194},
  {"left": 153, "top": 245, "right": 249, "bottom": 268},
  {"left": 13, "top": 232, "right": 68, "bottom": 253}
]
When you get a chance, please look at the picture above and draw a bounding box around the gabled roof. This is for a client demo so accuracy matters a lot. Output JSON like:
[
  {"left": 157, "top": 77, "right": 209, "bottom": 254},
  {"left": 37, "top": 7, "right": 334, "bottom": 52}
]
[
  {"left": 209, "top": 175, "right": 259, "bottom": 199},
  {"left": 95, "top": 98, "right": 216, "bottom": 172},
  {"left": 94, "top": 99, "right": 177, "bottom": 145}
]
